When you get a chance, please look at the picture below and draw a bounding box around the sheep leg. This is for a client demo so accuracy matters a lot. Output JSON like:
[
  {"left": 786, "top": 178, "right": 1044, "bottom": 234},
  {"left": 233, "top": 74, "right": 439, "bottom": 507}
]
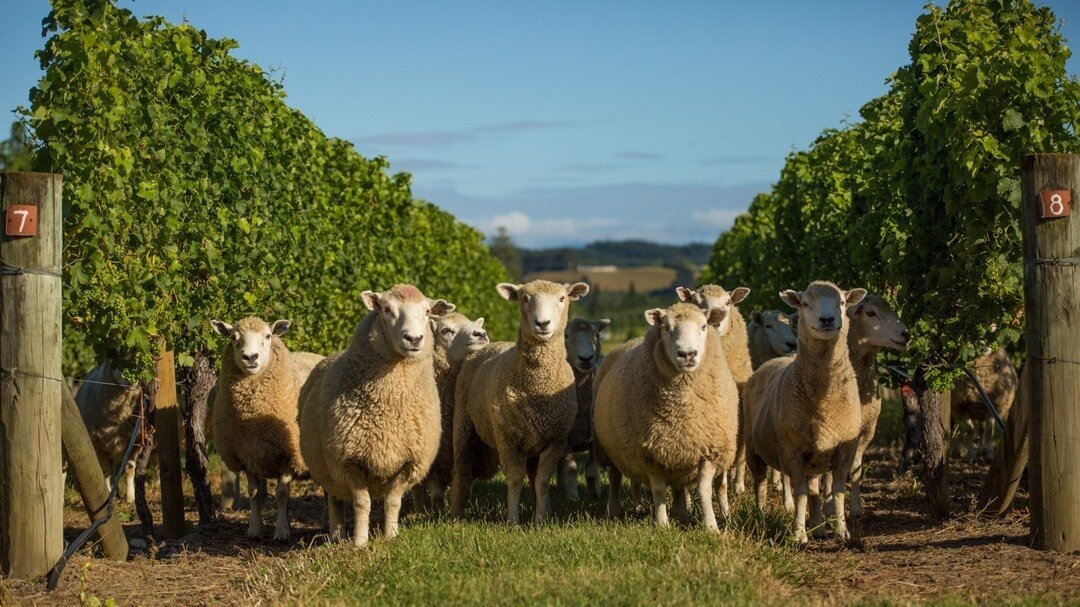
[
  {"left": 807, "top": 475, "right": 825, "bottom": 539},
  {"left": 789, "top": 466, "right": 810, "bottom": 546},
  {"left": 648, "top": 475, "right": 670, "bottom": 527},
  {"left": 770, "top": 467, "right": 783, "bottom": 492},
  {"left": 221, "top": 466, "right": 239, "bottom": 511},
  {"left": 715, "top": 463, "right": 730, "bottom": 520},
  {"left": 672, "top": 486, "right": 691, "bottom": 524},
  {"left": 502, "top": 451, "right": 527, "bottom": 526},
  {"left": 733, "top": 442, "right": 747, "bottom": 494},
  {"left": 534, "top": 445, "right": 563, "bottom": 524},
  {"left": 450, "top": 413, "right": 478, "bottom": 520},
  {"left": 606, "top": 466, "right": 623, "bottom": 519},
  {"left": 427, "top": 476, "right": 445, "bottom": 507},
  {"left": 698, "top": 460, "right": 720, "bottom": 532},
  {"left": 584, "top": 450, "right": 600, "bottom": 498},
  {"left": 558, "top": 451, "right": 580, "bottom": 501},
  {"left": 273, "top": 473, "right": 292, "bottom": 542},
  {"left": 327, "top": 496, "right": 345, "bottom": 542},
  {"left": 124, "top": 459, "right": 137, "bottom": 504},
  {"left": 964, "top": 419, "right": 978, "bottom": 462},
  {"left": 630, "top": 481, "right": 642, "bottom": 507},
  {"left": 830, "top": 447, "right": 856, "bottom": 544},
  {"left": 781, "top": 473, "right": 794, "bottom": 512},
  {"left": 246, "top": 472, "right": 265, "bottom": 539},
  {"left": 981, "top": 420, "right": 995, "bottom": 460},
  {"left": 383, "top": 476, "right": 407, "bottom": 540},
  {"left": 747, "top": 453, "right": 769, "bottom": 511},
  {"left": 822, "top": 470, "right": 835, "bottom": 518},
  {"left": 348, "top": 476, "right": 372, "bottom": 548},
  {"left": 850, "top": 448, "right": 866, "bottom": 518}
]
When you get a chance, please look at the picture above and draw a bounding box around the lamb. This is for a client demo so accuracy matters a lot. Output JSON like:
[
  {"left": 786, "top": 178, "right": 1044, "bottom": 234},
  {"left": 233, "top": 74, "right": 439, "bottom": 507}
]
[
  {"left": 742, "top": 281, "right": 866, "bottom": 545},
  {"left": 676, "top": 284, "right": 751, "bottom": 494},
  {"left": 210, "top": 316, "right": 323, "bottom": 541},
  {"left": 414, "top": 312, "right": 490, "bottom": 509},
  {"left": 298, "top": 285, "right": 453, "bottom": 546},
  {"left": 75, "top": 361, "right": 143, "bottom": 503},
  {"left": 950, "top": 347, "right": 1017, "bottom": 460},
  {"left": 451, "top": 280, "right": 589, "bottom": 525},
  {"left": 558, "top": 317, "right": 611, "bottom": 500},
  {"left": 747, "top": 310, "right": 797, "bottom": 370},
  {"left": 593, "top": 302, "right": 739, "bottom": 531}
]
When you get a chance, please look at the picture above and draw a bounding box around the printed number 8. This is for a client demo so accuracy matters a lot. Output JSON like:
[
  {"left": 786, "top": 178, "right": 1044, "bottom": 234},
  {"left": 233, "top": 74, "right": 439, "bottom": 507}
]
[{"left": 1049, "top": 193, "right": 1065, "bottom": 216}]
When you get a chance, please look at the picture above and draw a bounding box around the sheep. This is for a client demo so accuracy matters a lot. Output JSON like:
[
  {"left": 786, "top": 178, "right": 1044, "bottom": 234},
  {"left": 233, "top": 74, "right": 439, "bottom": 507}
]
[
  {"left": 75, "top": 361, "right": 143, "bottom": 503},
  {"left": 742, "top": 281, "right": 866, "bottom": 545},
  {"left": 558, "top": 317, "right": 611, "bottom": 500},
  {"left": 299, "top": 285, "right": 454, "bottom": 546},
  {"left": 747, "top": 310, "right": 797, "bottom": 370},
  {"left": 676, "top": 284, "right": 751, "bottom": 494},
  {"left": 593, "top": 302, "right": 739, "bottom": 531},
  {"left": 950, "top": 347, "right": 1018, "bottom": 460},
  {"left": 830, "top": 293, "right": 909, "bottom": 517},
  {"left": 414, "top": 312, "right": 490, "bottom": 509},
  {"left": 451, "top": 280, "right": 589, "bottom": 525},
  {"left": 210, "top": 316, "right": 323, "bottom": 541}
]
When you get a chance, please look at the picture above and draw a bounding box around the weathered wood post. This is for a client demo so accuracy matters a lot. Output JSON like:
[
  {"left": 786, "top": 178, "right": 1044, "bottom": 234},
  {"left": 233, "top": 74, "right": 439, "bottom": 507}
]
[
  {"left": 155, "top": 349, "right": 186, "bottom": 539},
  {"left": 977, "top": 365, "right": 1030, "bottom": 516},
  {"left": 0, "top": 172, "right": 64, "bottom": 577},
  {"left": 60, "top": 386, "right": 128, "bottom": 560},
  {"left": 1022, "top": 153, "right": 1080, "bottom": 551}
]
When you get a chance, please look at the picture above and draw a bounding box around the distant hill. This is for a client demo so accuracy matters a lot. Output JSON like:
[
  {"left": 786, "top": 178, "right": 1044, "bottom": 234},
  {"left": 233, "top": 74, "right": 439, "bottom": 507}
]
[
  {"left": 523, "top": 265, "right": 677, "bottom": 293},
  {"left": 519, "top": 240, "right": 712, "bottom": 275}
]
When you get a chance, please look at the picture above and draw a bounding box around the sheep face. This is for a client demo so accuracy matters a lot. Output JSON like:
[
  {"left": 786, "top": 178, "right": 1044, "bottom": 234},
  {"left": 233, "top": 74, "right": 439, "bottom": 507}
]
[
  {"left": 676, "top": 285, "right": 749, "bottom": 335},
  {"left": 564, "top": 317, "right": 611, "bottom": 373},
  {"left": 210, "top": 317, "right": 290, "bottom": 376},
  {"left": 780, "top": 281, "right": 867, "bottom": 341},
  {"left": 752, "top": 310, "right": 797, "bottom": 355},
  {"left": 448, "top": 316, "right": 489, "bottom": 364},
  {"left": 848, "top": 294, "right": 909, "bottom": 351},
  {"left": 497, "top": 280, "right": 589, "bottom": 343},
  {"left": 433, "top": 312, "right": 472, "bottom": 352},
  {"left": 363, "top": 284, "right": 455, "bottom": 359},
  {"left": 645, "top": 303, "right": 725, "bottom": 373}
]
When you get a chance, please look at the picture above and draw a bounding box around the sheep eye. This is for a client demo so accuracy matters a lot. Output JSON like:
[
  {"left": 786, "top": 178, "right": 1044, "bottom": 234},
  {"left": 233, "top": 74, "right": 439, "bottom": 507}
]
[
  {"left": 473, "top": 332, "right": 484, "bottom": 338},
  {"left": 867, "top": 311, "right": 877, "bottom": 318},
  {"left": 264, "top": 334, "right": 271, "bottom": 340},
  {"left": 559, "top": 296, "right": 566, "bottom": 303},
  {"left": 701, "top": 324, "right": 707, "bottom": 331},
  {"left": 441, "top": 328, "right": 453, "bottom": 335},
  {"left": 765, "top": 324, "right": 773, "bottom": 329},
  {"left": 726, "top": 301, "right": 732, "bottom": 307}
]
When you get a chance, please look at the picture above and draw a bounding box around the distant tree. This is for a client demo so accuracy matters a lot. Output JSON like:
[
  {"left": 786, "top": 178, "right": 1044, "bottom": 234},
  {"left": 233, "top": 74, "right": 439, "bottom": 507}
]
[
  {"left": 0, "top": 122, "right": 33, "bottom": 172},
  {"left": 488, "top": 226, "right": 523, "bottom": 279},
  {"left": 586, "top": 282, "right": 601, "bottom": 316}
]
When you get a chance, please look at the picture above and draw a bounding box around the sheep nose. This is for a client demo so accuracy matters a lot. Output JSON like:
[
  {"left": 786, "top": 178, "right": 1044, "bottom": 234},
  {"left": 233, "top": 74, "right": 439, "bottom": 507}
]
[
  {"left": 786, "top": 341, "right": 797, "bottom": 350},
  {"left": 819, "top": 316, "right": 835, "bottom": 327},
  {"left": 535, "top": 320, "right": 551, "bottom": 331},
  {"left": 676, "top": 349, "right": 698, "bottom": 361},
  {"left": 404, "top": 333, "right": 423, "bottom": 347},
  {"left": 578, "top": 354, "right": 594, "bottom": 364},
  {"left": 242, "top": 352, "right": 259, "bottom": 363}
]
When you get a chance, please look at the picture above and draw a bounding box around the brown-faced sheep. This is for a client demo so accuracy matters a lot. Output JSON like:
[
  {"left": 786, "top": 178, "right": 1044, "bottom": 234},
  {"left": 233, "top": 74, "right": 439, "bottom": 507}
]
[
  {"left": 743, "top": 281, "right": 866, "bottom": 545},
  {"left": 950, "top": 347, "right": 1018, "bottom": 460},
  {"left": 747, "top": 310, "right": 797, "bottom": 370},
  {"left": 558, "top": 317, "right": 611, "bottom": 500},
  {"left": 414, "top": 312, "right": 490, "bottom": 509},
  {"left": 210, "top": 317, "right": 323, "bottom": 541},
  {"left": 299, "top": 285, "right": 453, "bottom": 546},
  {"left": 594, "top": 302, "right": 738, "bottom": 531},
  {"left": 451, "top": 280, "right": 589, "bottom": 525}
]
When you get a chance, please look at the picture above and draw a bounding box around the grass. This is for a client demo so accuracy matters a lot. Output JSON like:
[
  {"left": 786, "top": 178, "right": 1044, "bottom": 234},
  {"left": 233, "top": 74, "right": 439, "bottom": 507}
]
[{"left": 243, "top": 472, "right": 806, "bottom": 606}]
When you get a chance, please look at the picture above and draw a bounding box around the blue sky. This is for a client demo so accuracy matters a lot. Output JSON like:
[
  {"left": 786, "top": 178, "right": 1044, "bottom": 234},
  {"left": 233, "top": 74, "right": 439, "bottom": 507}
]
[{"left": 2, "top": 1, "right": 1078, "bottom": 247}]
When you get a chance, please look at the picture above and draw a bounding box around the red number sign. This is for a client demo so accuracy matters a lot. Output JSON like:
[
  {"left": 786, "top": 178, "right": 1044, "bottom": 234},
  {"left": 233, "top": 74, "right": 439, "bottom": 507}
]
[
  {"left": 1039, "top": 190, "right": 1071, "bottom": 219},
  {"left": 4, "top": 205, "right": 37, "bottom": 237}
]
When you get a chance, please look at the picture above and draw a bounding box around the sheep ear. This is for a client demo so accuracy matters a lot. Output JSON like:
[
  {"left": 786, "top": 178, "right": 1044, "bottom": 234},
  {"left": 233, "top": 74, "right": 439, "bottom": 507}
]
[
  {"left": 644, "top": 308, "right": 665, "bottom": 326},
  {"left": 731, "top": 287, "right": 750, "bottom": 305},
  {"left": 210, "top": 320, "right": 233, "bottom": 337},
  {"left": 779, "top": 290, "right": 802, "bottom": 310},
  {"left": 474, "top": 317, "right": 485, "bottom": 328},
  {"left": 496, "top": 283, "right": 522, "bottom": 301},
  {"left": 271, "top": 319, "right": 291, "bottom": 336},
  {"left": 706, "top": 307, "right": 728, "bottom": 326},
  {"left": 429, "top": 299, "right": 455, "bottom": 317},
  {"left": 362, "top": 290, "right": 382, "bottom": 311},
  {"left": 429, "top": 319, "right": 437, "bottom": 334},
  {"left": 751, "top": 310, "right": 763, "bottom": 324},
  {"left": 596, "top": 318, "right": 612, "bottom": 331},
  {"left": 567, "top": 282, "right": 590, "bottom": 300},
  {"left": 675, "top": 286, "right": 695, "bottom": 303},
  {"left": 844, "top": 288, "right": 868, "bottom": 307}
]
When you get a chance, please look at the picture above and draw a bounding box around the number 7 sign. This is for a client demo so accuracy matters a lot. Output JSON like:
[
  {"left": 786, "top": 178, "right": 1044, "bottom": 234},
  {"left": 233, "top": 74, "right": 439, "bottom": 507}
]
[{"left": 5, "top": 205, "right": 38, "bottom": 237}]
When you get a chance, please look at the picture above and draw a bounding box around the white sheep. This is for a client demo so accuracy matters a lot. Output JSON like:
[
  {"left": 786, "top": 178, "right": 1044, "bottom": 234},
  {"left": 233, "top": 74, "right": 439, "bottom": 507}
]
[
  {"left": 559, "top": 317, "right": 611, "bottom": 500},
  {"left": 594, "top": 302, "right": 739, "bottom": 531},
  {"left": 299, "top": 285, "right": 453, "bottom": 546},
  {"left": 210, "top": 316, "right": 323, "bottom": 541},
  {"left": 451, "top": 280, "right": 589, "bottom": 525},
  {"left": 75, "top": 361, "right": 143, "bottom": 503},
  {"left": 747, "top": 310, "right": 797, "bottom": 370},
  {"left": 742, "top": 281, "right": 866, "bottom": 545}
]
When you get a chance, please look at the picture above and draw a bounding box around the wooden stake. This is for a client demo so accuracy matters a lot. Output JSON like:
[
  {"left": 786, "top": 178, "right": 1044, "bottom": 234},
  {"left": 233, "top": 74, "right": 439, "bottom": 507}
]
[
  {"left": 0, "top": 172, "right": 64, "bottom": 578},
  {"left": 155, "top": 349, "right": 186, "bottom": 539}
]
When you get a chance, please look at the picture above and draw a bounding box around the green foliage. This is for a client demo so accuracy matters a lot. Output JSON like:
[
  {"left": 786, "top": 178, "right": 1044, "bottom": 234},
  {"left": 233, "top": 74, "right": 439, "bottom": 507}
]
[
  {"left": 0, "top": 122, "right": 34, "bottom": 172},
  {"left": 487, "top": 226, "right": 523, "bottom": 279},
  {"left": 704, "top": 0, "right": 1080, "bottom": 389},
  {"left": 25, "top": 0, "right": 513, "bottom": 379}
]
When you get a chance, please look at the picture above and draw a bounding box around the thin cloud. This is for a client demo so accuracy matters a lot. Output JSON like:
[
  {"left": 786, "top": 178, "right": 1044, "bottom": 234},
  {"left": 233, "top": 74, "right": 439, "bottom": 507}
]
[
  {"left": 354, "top": 120, "right": 566, "bottom": 148},
  {"left": 700, "top": 155, "right": 773, "bottom": 165},
  {"left": 617, "top": 151, "right": 663, "bottom": 160},
  {"left": 556, "top": 162, "right": 628, "bottom": 173}
]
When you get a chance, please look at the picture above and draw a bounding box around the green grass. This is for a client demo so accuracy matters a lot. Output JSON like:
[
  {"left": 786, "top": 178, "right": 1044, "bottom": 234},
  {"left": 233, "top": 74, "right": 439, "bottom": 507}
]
[{"left": 245, "top": 474, "right": 806, "bottom": 606}]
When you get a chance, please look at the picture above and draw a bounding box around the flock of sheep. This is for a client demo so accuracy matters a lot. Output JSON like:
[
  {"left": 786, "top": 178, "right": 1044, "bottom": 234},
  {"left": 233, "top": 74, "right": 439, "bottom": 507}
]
[{"left": 73, "top": 277, "right": 1017, "bottom": 548}]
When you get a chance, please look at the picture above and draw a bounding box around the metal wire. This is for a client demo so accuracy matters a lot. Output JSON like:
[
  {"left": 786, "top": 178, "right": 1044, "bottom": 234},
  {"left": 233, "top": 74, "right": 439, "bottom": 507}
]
[{"left": 0, "top": 260, "right": 62, "bottom": 278}]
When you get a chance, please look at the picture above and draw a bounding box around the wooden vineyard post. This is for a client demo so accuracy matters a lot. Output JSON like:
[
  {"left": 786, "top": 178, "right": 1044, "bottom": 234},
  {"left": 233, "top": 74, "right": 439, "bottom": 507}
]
[
  {"left": 60, "top": 386, "right": 129, "bottom": 560},
  {"left": 156, "top": 349, "right": 186, "bottom": 539},
  {"left": 0, "top": 172, "right": 64, "bottom": 578},
  {"left": 1022, "top": 153, "right": 1080, "bottom": 551}
]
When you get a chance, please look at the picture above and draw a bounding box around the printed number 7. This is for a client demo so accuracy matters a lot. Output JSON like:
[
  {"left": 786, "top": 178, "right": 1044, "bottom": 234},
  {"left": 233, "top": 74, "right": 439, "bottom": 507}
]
[{"left": 13, "top": 209, "right": 29, "bottom": 232}]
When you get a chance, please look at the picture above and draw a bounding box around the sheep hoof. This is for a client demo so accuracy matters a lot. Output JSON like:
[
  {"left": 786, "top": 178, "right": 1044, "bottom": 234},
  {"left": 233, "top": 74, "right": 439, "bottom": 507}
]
[{"left": 273, "top": 528, "right": 291, "bottom": 542}]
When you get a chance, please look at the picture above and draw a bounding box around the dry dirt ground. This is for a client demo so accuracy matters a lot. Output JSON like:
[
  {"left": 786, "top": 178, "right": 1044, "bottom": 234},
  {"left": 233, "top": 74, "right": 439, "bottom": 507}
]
[{"left": 4, "top": 444, "right": 1079, "bottom": 606}]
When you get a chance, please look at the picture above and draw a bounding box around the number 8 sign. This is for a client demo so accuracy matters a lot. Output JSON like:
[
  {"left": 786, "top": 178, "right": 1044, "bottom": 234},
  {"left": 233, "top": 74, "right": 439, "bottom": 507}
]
[{"left": 1039, "top": 190, "right": 1072, "bottom": 219}]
